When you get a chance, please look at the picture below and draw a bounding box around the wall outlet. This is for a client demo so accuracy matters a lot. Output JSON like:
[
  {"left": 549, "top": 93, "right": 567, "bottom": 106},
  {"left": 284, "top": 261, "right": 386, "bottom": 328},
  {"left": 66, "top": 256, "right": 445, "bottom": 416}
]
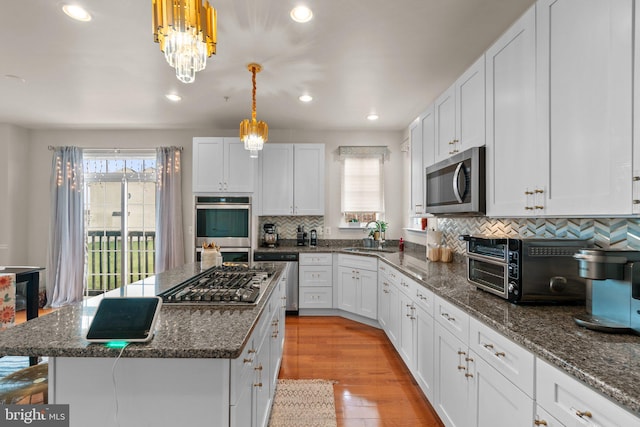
[{"left": 325, "top": 226, "right": 331, "bottom": 236}]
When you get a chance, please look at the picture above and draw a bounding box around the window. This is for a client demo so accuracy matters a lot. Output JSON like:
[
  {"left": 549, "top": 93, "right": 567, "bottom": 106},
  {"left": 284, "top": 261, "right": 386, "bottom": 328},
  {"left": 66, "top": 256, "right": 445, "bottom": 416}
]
[{"left": 339, "top": 146, "right": 387, "bottom": 224}]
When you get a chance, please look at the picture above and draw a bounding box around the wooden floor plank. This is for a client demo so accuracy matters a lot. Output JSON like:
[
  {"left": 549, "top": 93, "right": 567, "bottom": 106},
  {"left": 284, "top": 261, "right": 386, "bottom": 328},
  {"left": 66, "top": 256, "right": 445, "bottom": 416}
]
[{"left": 279, "top": 316, "right": 444, "bottom": 427}]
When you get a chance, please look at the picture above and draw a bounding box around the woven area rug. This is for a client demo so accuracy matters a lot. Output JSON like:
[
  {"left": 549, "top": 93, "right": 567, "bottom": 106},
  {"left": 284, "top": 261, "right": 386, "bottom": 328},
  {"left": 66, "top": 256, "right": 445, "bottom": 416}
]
[{"left": 268, "top": 379, "right": 337, "bottom": 427}]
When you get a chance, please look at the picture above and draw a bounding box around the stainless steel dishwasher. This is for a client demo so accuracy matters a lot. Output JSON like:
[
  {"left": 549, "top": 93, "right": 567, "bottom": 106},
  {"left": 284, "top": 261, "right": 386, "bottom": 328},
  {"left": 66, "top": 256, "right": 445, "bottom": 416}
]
[{"left": 253, "top": 251, "right": 299, "bottom": 314}]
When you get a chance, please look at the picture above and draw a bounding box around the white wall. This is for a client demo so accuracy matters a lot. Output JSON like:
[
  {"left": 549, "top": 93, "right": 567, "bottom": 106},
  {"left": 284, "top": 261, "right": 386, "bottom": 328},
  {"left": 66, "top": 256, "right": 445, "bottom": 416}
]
[
  {"left": 0, "top": 124, "right": 30, "bottom": 265},
  {"left": 23, "top": 127, "right": 403, "bottom": 269}
]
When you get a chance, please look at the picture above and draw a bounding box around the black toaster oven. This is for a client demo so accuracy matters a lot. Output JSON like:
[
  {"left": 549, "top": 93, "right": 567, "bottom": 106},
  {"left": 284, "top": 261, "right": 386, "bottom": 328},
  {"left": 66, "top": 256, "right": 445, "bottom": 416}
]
[{"left": 460, "top": 235, "right": 591, "bottom": 303}]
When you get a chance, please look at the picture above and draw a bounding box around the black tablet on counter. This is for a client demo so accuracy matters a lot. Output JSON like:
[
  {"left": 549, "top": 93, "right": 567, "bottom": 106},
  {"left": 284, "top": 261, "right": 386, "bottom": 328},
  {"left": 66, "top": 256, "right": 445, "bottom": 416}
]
[{"left": 85, "top": 297, "right": 162, "bottom": 343}]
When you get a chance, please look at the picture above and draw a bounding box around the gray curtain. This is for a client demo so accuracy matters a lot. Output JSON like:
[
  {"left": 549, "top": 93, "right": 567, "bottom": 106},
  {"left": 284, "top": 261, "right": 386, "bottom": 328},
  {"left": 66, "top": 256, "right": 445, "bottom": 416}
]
[
  {"left": 46, "top": 147, "right": 85, "bottom": 307},
  {"left": 155, "top": 147, "right": 185, "bottom": 273}
]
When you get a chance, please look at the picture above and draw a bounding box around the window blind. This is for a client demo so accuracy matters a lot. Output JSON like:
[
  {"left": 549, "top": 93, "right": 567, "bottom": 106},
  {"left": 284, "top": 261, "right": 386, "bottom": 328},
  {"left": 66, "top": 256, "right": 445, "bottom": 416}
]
[{"left": 341, "top": 155, "right": 384, "bottom": 213}]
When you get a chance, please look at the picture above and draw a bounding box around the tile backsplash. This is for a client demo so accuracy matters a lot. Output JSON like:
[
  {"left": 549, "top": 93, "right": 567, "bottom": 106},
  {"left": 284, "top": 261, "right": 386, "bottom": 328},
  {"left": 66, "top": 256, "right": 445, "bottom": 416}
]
[
  {"left": 436, "top": 217, "right": 640, "bottom": 255},
  {"left": 258, "top": 216, "right": 324, "bottom": 239}
]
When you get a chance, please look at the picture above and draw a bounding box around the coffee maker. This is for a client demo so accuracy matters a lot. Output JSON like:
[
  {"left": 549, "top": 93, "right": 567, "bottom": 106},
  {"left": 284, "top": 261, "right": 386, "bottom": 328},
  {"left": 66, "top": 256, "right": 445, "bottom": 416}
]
[
  {"left": 573, "top": 248, "right": 640, "bottom": 333},
  {"left": 263, "top": 223, "right": 278, "bottom": 247},
  {"left": 296, "top": 225, "right": 308, "bottom": 246}
]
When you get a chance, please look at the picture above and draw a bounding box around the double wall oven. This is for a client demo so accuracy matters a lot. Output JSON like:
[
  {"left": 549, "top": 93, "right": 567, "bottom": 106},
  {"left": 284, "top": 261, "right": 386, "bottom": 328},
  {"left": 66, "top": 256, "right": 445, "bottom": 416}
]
[{"left": 195, "top": 196, "right": 251, "bottom": 264}]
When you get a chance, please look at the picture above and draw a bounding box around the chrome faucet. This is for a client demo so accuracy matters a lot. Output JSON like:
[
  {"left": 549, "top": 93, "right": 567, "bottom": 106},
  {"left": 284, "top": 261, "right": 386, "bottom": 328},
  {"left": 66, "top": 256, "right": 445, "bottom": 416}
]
[{"left": 365, "top": 221, "right": 385, "bottom": 249}]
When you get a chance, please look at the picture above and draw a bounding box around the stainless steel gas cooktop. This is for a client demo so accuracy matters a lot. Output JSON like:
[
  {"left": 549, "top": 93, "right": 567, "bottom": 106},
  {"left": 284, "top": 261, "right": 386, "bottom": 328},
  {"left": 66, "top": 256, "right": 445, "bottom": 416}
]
[{"left": 158, "top": 265, "right": 273, "bottom": 305}]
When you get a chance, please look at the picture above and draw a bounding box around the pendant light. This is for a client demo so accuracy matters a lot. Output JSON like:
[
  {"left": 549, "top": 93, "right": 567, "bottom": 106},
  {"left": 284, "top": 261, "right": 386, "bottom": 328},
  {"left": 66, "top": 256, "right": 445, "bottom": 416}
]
[{"left": 239, "top": 63, "right": 268, "bottom": 158}]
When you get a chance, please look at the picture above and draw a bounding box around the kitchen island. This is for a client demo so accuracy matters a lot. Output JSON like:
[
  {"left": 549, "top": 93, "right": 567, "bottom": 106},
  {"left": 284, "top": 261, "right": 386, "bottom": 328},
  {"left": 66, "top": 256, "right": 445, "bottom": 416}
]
[{"left": 0, "top": 263, "right": 288, "bottom": 427}]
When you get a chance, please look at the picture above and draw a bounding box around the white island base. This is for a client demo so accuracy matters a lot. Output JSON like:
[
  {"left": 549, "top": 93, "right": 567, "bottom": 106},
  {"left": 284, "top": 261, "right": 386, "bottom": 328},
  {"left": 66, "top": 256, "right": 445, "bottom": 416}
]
[{"left": 49, "top": 357, "right": 231, "bottom": 427}]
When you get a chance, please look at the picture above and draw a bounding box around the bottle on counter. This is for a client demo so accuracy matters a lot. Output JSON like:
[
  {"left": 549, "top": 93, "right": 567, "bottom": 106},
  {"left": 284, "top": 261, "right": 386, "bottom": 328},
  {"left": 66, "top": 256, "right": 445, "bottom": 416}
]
[{"left": 399, "top": 237, "right": 404, "bottom": 252}]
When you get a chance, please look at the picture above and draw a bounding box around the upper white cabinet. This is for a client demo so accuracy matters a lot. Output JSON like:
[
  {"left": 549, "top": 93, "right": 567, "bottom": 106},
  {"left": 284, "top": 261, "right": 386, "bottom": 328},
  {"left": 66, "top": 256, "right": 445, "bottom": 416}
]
[
  {"left": 485, "top": 6, "right": 538, "bottom": 217},
  {"left": 410, "top": 119, "right": 423, "bottom": 215},
  {"left": 435, "top": 55, "right": 486, "bottom": 163},
  {"left": 635, "top": 2, "right": 640, "bottom": 214},
  {"left": 422, "top": 106, "right": 436, "bottom": 169},
  {"left": 537, "top": 0, "right": 633, "bottom": 216},
  {"left": 259, "top": 143, "right": 325, "bottom": 216},
  {"left": 193, "top": 137, "right": 256, "bottom": 193}
]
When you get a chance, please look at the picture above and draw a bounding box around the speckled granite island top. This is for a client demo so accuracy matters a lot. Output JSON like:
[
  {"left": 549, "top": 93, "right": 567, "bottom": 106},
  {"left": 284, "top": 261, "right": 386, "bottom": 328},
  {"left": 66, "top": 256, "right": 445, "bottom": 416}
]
[{"left": 0, "top": 263, "right": 285, "bottom": 360}]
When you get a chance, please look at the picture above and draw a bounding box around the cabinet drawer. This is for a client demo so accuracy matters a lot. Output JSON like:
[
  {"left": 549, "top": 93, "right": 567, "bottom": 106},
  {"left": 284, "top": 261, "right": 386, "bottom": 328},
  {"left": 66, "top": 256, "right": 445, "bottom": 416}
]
[
  {"left": 299, "top": 287, "right": 333, "bottom": 308},
  {"left": 536, "top": 358, "right": 640, "bottom": 427},
  {"left": 338, "top": 254, "right": 378, "bottom": 271},
  {"left": 299, "top": 252, "right": 332, "bottom": 265},
  {"left": 434, "top": 295, "right": 469, "bottom": 344},
  {"left": 535, "top": 405, "right": 563, "bottom": 427},
  {"left": 413, "top": 284, "right": 434, "bottom": 317},
  {"left": 299, "top": 265, "right": 332, "bottom": 287},
  {"left": 469, "top": 317, "right": 534, "bottom": 397}
]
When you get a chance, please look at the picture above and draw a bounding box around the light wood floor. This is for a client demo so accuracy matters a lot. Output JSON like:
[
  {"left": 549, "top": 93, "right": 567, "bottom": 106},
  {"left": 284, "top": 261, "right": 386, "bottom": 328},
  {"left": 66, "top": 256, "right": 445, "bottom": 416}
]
[
  {"left": 14, "top": 308, "right": 54, "bottom": 325},
  {"left": 279, "top": 315, "right": 444, "bottom": 427}
]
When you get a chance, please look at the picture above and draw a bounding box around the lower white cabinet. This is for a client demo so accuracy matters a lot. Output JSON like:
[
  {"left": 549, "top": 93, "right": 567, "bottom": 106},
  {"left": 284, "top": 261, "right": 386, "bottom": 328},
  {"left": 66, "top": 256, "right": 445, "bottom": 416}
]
[
  {"left": 536, "top": 358, "right": 640, "bottom": 427},
  {"left": 414, "top": 304, "right": 435, "bottom": 401},
  {"left": 378, "top": 264, "right": 400, "bottom": 347},
  {"left": 337, "top": 255, "right": 378, "bottom": 320},
  {"left": 299, "top": 253, "right": 333, "bottom": 309},
  {"left": 398, "top": 290, "right": 417, "bottom": 369}
]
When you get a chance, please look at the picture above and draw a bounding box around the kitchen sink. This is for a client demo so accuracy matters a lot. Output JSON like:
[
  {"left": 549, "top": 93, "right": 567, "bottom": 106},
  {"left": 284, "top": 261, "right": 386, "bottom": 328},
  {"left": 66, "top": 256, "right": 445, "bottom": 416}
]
[{"left": 343, "top": 247, "right": 396, "bottom": 254}]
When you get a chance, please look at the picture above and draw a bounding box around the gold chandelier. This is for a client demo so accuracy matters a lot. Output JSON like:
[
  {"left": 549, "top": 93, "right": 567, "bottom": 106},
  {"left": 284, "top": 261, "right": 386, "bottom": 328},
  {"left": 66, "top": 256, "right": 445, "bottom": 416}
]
[
  {"left": 152, "top": 0, "right": 217, "bottom": 84},
  {"left": 240, "top": 63, "right": 268, "bottom": 158}
]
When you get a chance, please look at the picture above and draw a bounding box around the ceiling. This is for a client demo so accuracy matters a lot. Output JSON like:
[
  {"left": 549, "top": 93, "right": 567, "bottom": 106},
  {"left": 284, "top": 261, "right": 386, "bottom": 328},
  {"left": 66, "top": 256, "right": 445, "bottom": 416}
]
[{"left": 0, "top": 0, "right": 535, "bottom": 132}]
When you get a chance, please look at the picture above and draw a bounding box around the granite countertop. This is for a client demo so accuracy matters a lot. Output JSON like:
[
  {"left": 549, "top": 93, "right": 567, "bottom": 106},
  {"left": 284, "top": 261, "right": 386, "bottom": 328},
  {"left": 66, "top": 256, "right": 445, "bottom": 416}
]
[
  {"left": 0, "top": 263, "right": 285, "bottom": 360},
  {"left": 1, "top": 244, "right": 638, "bottom": 415}
]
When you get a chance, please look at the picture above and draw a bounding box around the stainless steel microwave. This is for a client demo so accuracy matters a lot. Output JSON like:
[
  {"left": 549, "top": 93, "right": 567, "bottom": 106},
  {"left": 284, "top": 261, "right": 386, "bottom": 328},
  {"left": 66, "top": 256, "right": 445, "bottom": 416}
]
[{"left": 425, "top": 146, "right": 486, "bottom": 215}]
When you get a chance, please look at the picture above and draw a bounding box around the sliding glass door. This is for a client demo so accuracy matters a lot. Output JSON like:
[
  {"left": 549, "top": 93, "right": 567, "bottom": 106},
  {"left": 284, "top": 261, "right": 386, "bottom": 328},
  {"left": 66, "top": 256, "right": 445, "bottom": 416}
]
[{"left": 83, "top": 152, "right": 156, "bottom": 296}]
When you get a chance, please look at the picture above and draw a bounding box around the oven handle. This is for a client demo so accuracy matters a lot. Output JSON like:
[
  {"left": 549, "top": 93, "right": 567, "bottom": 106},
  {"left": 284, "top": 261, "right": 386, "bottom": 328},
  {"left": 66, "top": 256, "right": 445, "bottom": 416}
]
[
  {"left": 466, "top": 253, "right": 508, "bottom": 266},
  {"left": 452, "top": 161, "right": 466, "bottom": 203},
  {"left": 196, "top": 204, "right": 251, "bottom": 210},
  {"left": 459, "top": 235, "right": 509, "bottom": 246}
]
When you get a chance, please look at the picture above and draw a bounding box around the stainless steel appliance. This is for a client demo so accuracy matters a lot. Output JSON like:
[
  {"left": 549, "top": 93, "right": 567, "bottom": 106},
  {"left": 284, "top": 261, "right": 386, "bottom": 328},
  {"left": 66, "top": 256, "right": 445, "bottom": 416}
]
[
  {"left": 194, "top": 196, "right": 251, "bottom": 261},
  {"left": 573, "top": 249, "right": 640, "bottom": 333},
  {"left": 263, "top": 223, "right": 278, "bottom": 247},
  {"left": 425, "top": 146, "right": 486, "bottom": 215},
  {"left": 309, "top": 229, "right": 317, "bottom": 247},
  {"left": 254, "top": 251, "right": 299, "bottom": 314},
  {"left": 461, "top": 235, "right": 590, "bottom": 303},
  {"left": 157, "top": 265, "right": 273, "bottom": 306},
  {"left": 296, "top": 225, "right": 308, "bottom": 246}
]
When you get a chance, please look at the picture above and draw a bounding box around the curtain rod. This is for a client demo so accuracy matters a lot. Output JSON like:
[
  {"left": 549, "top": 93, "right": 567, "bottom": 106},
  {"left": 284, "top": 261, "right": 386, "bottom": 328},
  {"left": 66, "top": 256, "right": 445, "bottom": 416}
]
[{"left": 47, "top": 146, "right": 184, "bottom": 151}]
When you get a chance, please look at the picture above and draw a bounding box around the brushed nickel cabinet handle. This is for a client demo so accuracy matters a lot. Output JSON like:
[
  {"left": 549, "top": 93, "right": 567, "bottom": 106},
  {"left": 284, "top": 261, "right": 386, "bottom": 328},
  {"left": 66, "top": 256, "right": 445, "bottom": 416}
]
[
  {"left": 465, "top": 373, "right": 474, "bottom": 378},
  {"left": 575, "top": 410, "right": 592, "bottom": 418},
  {"left": 483, "top": 343, "right": 494, "bottom": 350},
  {"left": 534, "top": 419, "right": 548, "bottom": 426},
  {"left": 495, "top": 351, "right": 506, "bottom": 358}
]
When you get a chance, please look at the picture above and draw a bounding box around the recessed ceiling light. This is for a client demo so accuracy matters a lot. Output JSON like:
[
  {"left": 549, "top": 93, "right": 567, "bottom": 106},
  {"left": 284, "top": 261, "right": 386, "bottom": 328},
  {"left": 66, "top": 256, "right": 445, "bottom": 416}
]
[
  {"left": 62, "top": 4, "right": 92, "bottom": 22},
  {"left": 299, "top": 94, "right": 313, "bottom": 103},
  {"left": 165, "top": 93, "right": 182, "bottom": 102},
  {"left": 290, "top": 5, "right": 313, "bottom": 23},
  {"left": 367, "top": 114, "right": 379, "bottom": 121}
]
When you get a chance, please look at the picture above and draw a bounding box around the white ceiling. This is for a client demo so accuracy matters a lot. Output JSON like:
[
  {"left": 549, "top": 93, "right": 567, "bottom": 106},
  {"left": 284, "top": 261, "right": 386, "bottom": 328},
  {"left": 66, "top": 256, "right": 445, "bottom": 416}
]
[{"left": 0, "top": 0, "right": 535, "bottom": 132}]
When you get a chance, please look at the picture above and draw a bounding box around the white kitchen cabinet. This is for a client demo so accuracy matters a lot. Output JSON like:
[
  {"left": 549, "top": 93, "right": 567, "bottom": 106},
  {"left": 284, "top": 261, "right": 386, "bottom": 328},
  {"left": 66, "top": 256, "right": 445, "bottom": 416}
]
[
  {"left": 378, "top": 263, "right": 399, "bottom": 347},
  {"left": 536, "top": 357, "right": 640, "bottom": 427},
  {"left": 193, "top": 137, "right": 256, "bottom": 193},
  {"left": 485, "top": 5, "right": 538, "bottom": 217},
  {"left": 434, "top": 321, "right": 471, "bottom": 427},
  {"left": 535, "top": 406, "right": 564, "bottom": 427},
  {"left": 536, "top": 0, "right": 633, "bottom": 216},
  {"left": 259, "top": 143, "right": 324, "bottom": 215},
  {"left": 635, "top": 2, "right": 640, "bottom": 214},
  {"left": 422, "top": 105, "right": 436, "bottom": 169},
  {"left": 398, "top": 289, "right": 416, "bottom": 370},
  {"left": 299, "top": 253, "right": 333, "bottom": 309},
  {"left": 435, "top": 55, "right": 485, "bottom": 163},
  {"left": 410, "top": 118, "right": 424, "bottom": 215},
  {"left": 337, "top": 255, "right": 377, "bottom": 320},
  {"left": 414, "top": 303, "right": 435, "bottom": 401},
  {"left": 468, "top": 351, "right": 534, "bottom": 427}
]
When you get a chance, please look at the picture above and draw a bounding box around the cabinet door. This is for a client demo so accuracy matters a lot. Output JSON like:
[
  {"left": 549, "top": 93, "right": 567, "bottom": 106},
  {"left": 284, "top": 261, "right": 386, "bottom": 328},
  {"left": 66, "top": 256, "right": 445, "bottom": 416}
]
[
  {"left": 357, "top": 269, "right": 377, "bottom": 319},
  {"left": 337, "top": 266, "right": 358, "bottom": 314},
  {"left": 410, "top": 118, "right": 423, "bottom": 215},
  {"left": 537, "top": 0, "right": 633, "bottom": 215},
  {"left": 293, "top": 144, "right": 325, "bottom": 215},
  {"left": 398, "top": 291, "right": 416, "bottom": 370},
  {"left": 434, "top": 323, "right": 469, "bottom": 427},
  {"left": 225, "top": 138, "right": 255, "bottom": 192},
  {"left": 193, "top": 137, "right": 224, "bottom": 193},
  {"left": 260, "top": 144, "right": 294, "bottom": 215},
  {"left": 378, "top": 278, "right": 390, "bottom": 330},
  {"left": 386, "top": 281, "right": 400, "bottom": 348},
  {"left": 469, "top": 352, "right": 534, "bottom": 427},
  {"left": 253, "top": 336, "right": 271, "bottom": 427},
  {"left": 422, "top": 106, "right": 436, "bottom": 169},
  {"left": 485, "top": 5, "right": 538, "bottom": 217},
  {"left": 434, "top": 86, "right": 457, "bottom": 162},
  {"left": 415, "top": 305, "right": 435, "bottom": 401},
  {"left": 456, "top": 55, "right": 485, "bottom": 152}
]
